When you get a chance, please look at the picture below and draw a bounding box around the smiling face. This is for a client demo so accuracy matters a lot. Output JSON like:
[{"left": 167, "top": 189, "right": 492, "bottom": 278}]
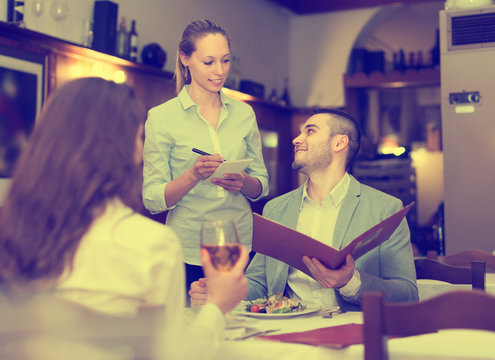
[
  {"left": 180, "top": 33, "right": 230, "bottom": 94},
  {"left": 292, "top": 113, "right": 335, "bottom": 174}
]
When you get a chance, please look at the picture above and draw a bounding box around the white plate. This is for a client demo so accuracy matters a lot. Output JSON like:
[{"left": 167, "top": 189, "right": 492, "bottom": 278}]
[{"left": 233, "top": 301, "right": 321, "bottom": 319}]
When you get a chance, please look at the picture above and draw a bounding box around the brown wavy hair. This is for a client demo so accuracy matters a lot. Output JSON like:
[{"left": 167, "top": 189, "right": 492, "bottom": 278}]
[
  {"left": 174, "top": 19, "right": 230, "bottom": 95},
  {"left": 0, "top": 77, "right": 146, "bottom": 293}
]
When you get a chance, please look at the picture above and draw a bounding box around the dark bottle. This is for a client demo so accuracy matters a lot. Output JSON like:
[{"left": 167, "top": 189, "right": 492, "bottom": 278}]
[
  {"left": 398, "top": 49, "right": 406, "bottom": 73},
  {"left": 129, "top": 20, "right": 138, "bottom": 62},
  {"left": 408, "top": 51, "right": 415, "bottom": 70},
  {"left": 279, "top": 78, "right": 291, "bottom": 107},
  {"left": 116, "top": 16, "right": 129, "bottom": 59},
  {"left": 393, "top": 52, "right": 399, "bottom": 71},
  {"left": 268, "top": 88, "right": 278, "bottom": 103},
  {"left": 430, "top": 28, "right": 440, "bottom": 68},
  {"left": 416, "top": 50, "right": 424, "bottom": 70}
]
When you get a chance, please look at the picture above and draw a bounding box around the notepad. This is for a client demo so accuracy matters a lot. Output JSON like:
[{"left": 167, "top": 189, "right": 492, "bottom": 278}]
[{"left": 205, "top": 159, "right": 253, "bottom": 183}]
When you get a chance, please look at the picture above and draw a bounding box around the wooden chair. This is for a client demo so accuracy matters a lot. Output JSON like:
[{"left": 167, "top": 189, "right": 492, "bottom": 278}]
[
  {"left": 362, "top": 290, "right": 495, "bottom": 360},
  {"left": 435, "top": 249, "right": 495, "bottom": 273},
  {"left": 0, "top": 294, "right": 163, "bottom": 360},
  {"left": 414, "top": 257, "right": 486, "bottom": 291}
]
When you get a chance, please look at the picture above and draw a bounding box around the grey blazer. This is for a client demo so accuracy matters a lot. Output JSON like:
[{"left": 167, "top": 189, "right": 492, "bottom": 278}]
[{"left": 245, "top": 175, "right": 418, "bottom": 311}]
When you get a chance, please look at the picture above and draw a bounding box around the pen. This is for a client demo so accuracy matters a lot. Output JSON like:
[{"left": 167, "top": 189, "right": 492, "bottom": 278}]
[
  {"left": 192, "top": 148, "right": 225, "bottom": 162},
  {"left": 192, "top": 148, "right": 226, "bottom": 161},
  {"left": 192, "top": 148, "right": 211, "bottom": 156}
]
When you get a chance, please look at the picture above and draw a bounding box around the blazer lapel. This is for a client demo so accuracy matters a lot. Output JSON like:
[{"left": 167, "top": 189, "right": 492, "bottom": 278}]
[
  {"left": 281, "top": 186, "right": 304, "bottom": 229},
  {"left": 332, "top": 175, "right": 361, "bottom": 250}
]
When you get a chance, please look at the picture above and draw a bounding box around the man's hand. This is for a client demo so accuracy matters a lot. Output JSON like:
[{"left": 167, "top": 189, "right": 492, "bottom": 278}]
[
  {"left": 189, "top": 278, "right": 207, "bottom": 307},
  {"left": 189, "top": 245, "right": 249, "bottom": 315},
  {"left": 302, "top": 253, "right": 355, "bottom": 289}
]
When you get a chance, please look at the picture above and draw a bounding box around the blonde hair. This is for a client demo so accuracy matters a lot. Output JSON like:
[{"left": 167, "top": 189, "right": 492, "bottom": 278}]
[{"left": 174, "top": 20, "right": 230, "bottom": 95}]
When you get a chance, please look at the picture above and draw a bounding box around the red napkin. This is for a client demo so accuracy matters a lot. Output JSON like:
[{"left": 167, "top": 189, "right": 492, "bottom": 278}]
[{"left": 257, "top": 323, "right": 363, "bottom": 348}]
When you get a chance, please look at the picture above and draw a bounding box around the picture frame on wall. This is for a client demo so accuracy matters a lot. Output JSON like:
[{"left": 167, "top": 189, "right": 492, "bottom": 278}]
[{"left": 0, "top": 44, "right": 45, "bottom": 203}]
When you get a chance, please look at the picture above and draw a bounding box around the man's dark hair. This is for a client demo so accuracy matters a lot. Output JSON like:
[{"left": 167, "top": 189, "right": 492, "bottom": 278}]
[{"left": 311, "top": 108, "right": 361, "bottom": 169}]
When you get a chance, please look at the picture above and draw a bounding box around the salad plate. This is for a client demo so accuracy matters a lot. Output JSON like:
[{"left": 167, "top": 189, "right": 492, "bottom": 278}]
[{"left": 233, "top": 300, "right": 321, "bottom": 319}]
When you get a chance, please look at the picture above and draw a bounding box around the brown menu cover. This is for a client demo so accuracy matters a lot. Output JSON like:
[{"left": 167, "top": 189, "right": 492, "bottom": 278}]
[
  {"left": 253, "top": 202, "right": 414, "bottom": 277},
  {"left": 257, "top": 323, "right": 363, "bottom": 348}
]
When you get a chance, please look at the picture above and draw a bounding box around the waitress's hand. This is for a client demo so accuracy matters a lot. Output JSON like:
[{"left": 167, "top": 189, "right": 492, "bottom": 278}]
[
  {"left": 192, "top": 154, "right": 223, "bottom": 181},
  {"left": 211, "top": 172, "right": 247, "bottom": 193}
]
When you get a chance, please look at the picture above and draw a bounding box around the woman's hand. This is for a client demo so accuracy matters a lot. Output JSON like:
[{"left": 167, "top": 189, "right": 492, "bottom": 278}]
[
  {"left": 192, "top": 154, "right": 223, "bottom": 181},
  {"left": 211, "top": 172, "right": 247, "bottom": 193},
  {"left": 200, "top": 245, "right": 249, "bottom": 315}
]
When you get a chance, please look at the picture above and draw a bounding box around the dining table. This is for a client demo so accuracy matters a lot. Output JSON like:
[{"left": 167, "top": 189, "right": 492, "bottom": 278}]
[
  {"left": 216, "top": 306, "right": 495, "bottom": 360},
  {"left": 417, "top": 273, "right": 495, "bottom": 301}
]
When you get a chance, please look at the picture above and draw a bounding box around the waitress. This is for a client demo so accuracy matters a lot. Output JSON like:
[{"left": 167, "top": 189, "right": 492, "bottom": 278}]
[{"left": 142, "top": 20, "right": 269, "bottom": 300}]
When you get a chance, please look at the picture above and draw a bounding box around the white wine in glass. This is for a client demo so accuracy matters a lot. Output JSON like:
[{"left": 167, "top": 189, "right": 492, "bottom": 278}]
[{"left": 200, "top": 220, "right": 241, "bottom": 272}]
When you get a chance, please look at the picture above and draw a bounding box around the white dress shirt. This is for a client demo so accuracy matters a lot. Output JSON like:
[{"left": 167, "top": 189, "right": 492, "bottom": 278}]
[{"left": 286, "top": 173, "right": 361, "bottom": 308}]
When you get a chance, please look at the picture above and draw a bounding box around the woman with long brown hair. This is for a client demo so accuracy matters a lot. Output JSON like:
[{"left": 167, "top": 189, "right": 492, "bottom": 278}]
[{"left": 0, "top": 77, "right": 248, "bottom": 359}]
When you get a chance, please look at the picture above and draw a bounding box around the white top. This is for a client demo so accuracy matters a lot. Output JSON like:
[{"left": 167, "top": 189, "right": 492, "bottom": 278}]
[
  {"left": 54, "top": 198, "right": 225, "bottom": 360},
  {"left": 286, "top": 173, "right": 361, "bottom": 308}
]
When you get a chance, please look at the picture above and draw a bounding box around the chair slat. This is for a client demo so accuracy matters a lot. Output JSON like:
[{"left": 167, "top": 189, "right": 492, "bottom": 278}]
[{"left": 363, "top": 290, "right": 495, "bottom": 360}]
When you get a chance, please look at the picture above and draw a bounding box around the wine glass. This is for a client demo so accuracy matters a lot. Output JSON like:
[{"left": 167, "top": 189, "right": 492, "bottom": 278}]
[
  {"left": 200, "top": 220, "right": 241, "bottom": 271},
  {"left": 31, "top": 0, "right": 45, "bottom": 30},
  {"left": 49, "top": 0, "right": 69, "bottom": 36}
]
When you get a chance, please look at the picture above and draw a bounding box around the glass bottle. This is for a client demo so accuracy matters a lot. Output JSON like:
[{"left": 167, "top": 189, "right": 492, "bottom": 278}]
[
  {"left": 279, "top": 78, "right": 291, "bottom": 107},
  {"left": 128, "top": 20, "right": 138, "bottom": 62},
  {"left": 230, "top": 56, "right": 241, "bottom": 91},
  {"left": 116, "top": 16, "right": 129, "bottom": 59},
  {"left": 268, "top": 88, "right": 278, "bottom": 103}
]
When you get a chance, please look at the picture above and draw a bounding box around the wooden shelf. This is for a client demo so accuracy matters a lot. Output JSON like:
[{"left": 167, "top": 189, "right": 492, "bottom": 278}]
[
  {"left": 344, "top": 68, "right": 440, "bottom": 89},
  {"left": 0, "top": 21, "right": 174, "bottom": 80}
]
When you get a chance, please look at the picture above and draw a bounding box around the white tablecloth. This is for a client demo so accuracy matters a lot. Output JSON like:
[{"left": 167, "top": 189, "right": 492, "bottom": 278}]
[
  {"left": 217, "top": 311, "right": 495, "bottom": 360},
  {"left": 417, "top": 273, "right": 495, "bottom": 301}
]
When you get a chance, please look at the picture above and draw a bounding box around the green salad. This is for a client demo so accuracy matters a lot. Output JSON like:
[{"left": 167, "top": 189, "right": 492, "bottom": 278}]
[{"left": 245, "top": 293, "right": 307, "bottom": 314}]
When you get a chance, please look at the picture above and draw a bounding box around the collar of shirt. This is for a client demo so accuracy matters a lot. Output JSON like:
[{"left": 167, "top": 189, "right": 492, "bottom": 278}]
[
  {"left": 178, "top": 85, "right": 231, "bottom": 110},
  {"left": 299, "top": 172, "right": 351, "bottom": 210}
]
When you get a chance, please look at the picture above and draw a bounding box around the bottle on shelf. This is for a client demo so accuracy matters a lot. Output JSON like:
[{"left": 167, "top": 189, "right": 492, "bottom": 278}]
[
  {"left": 429, "top": 28, "right": 440, "bottom": 68},
  {"left": 416, "top": 50, "right": 424, "bottom": 70},
  {"left": 268, "top": 88, "right": 278, "bottom": 103},
  {"left": 128, "top": 19, "right": 138, "bottom": 62},
  {"left": 116, "top": 16, "right": 129, "bottom": 59},
  {"left": 230, "top": 55, "right": 241, "bottom": 90},
  {"left": 398, "top": 49, "right": 406, "bottom": 72},
  {"left": 408, "top": 51, "right": 415, "bottom": 70},
  {"left": 392, "top": 52, "right": 400, "bottom": 71},
  {"left": 279, "top": 78, "right": 291, "bottom": 107}
]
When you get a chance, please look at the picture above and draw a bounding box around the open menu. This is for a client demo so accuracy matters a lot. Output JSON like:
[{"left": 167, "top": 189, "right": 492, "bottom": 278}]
[{"left": 252, "top": 202, "right": 414, "bottom": 276}]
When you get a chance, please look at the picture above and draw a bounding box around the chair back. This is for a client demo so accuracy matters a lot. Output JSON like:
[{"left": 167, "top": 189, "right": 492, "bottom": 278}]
[
  {"left": 438, "top": 249, "right": 495, "bottom": 273},
  {"left": 0, "top": 294, "right": 163, "bottom": 360},
  {"left": 414, "top": 257, "right": 486, "bottom": 290},
  {"left": 362, "top": 290, "right": 495, "bottom": 360}
]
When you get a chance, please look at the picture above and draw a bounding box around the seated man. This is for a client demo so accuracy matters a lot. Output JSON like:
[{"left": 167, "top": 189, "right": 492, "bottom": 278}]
[{"left": 191, "top": 109, "right": 418, "bottom": 311}]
